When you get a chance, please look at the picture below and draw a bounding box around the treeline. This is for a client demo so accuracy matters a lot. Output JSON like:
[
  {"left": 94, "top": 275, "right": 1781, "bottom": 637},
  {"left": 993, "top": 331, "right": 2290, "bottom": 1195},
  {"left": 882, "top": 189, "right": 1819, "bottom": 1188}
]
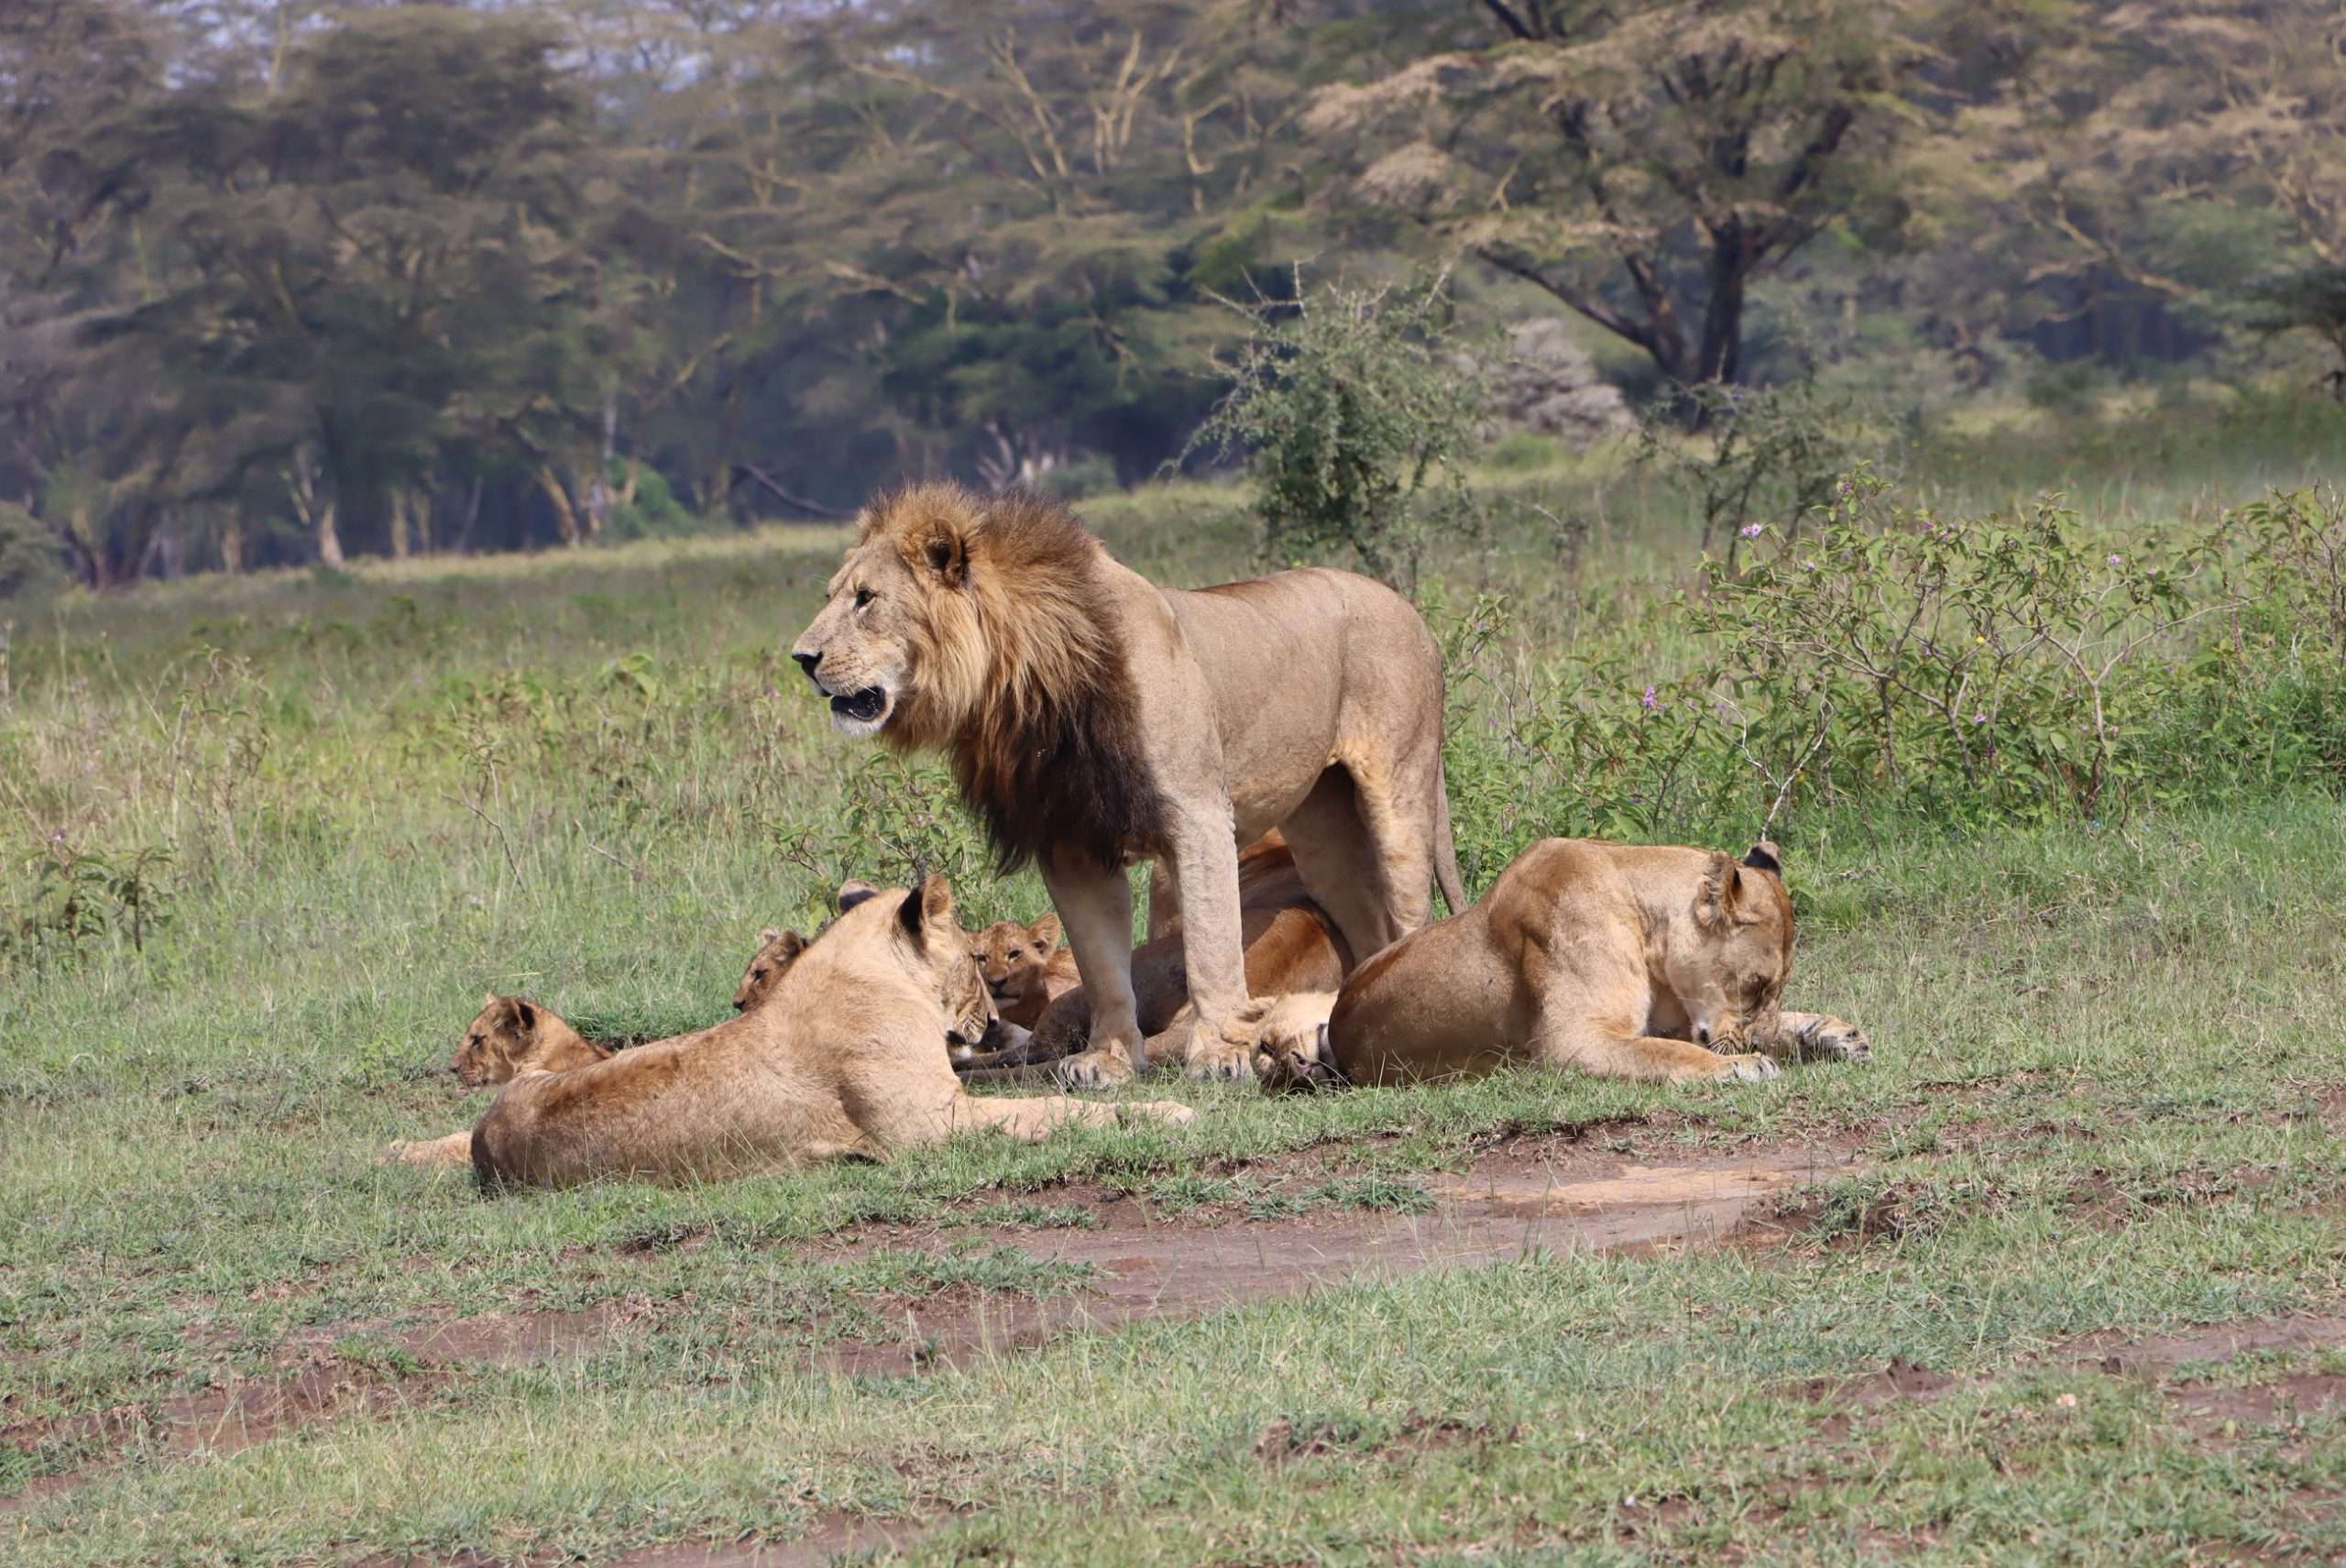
[{"left": 1, "top": 0, "right": 2339, "bottom": 587}]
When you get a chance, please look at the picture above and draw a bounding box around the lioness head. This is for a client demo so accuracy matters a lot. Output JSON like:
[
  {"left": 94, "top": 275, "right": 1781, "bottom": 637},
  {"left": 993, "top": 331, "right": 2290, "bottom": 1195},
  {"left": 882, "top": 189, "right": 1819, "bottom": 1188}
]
[
  {"left": 734, "top": 927, "right": 810, "bottom": 1012},
  {"left": 1232, "top": 992, "right": 1339, "bottom": 1089},
  {"left": 970, "top": 912, "right": 1063, "bottom": 1012},
  {"left": 838, "top": 873, "right": 995, "bottom": 1049},
  {"left": 1673, "top": 842, "right": 1794, "bottom": 1052},
  {"left": 451, "top": 994, "right": 604, "bottom": 1088}
]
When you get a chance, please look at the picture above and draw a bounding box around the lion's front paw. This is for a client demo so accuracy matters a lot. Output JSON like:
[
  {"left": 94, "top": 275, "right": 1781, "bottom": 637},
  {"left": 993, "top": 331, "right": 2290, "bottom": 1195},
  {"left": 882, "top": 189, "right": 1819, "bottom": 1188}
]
[
  {"left": 1185, "top": 1034, "right": 1259, "bottom": 1081},
  {"left": 1124, "top": 1099, "right": 1198, "bottom": 1128},
  {"left": 1721, "top": 1052, "right": 1782, "bottom": 1083},
  {"left": 1056, "top": 1045, "right": 1135, "bottom": 1088},
  {"left": 1795, "top": 1015, "right": 1872, "bottom": 1063}
]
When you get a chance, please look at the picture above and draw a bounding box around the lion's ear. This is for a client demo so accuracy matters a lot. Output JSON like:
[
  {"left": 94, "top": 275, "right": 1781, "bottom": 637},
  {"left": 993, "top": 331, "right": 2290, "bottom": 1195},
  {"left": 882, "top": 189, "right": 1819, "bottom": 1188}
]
[
  {"left": 837, "top": 880, "right": 881, "bottom": 913},
  {"left": 1695, "top": 853, "right": 1735, "bottom": 930},
  {"left": 758, "top": 927, "right": 783, "bottom": 948},
  {"left": 483, "top": 992, "right": 499, "bottom": 1011},
  {"left": 902, "top": 872, "right": 958, "bottom": 947},
  {"left": 512, "top": 999, "right": 538, "bottom": 1033},
  {"left": 1742, "top": 840, "right": 1783, "bottom": 876},
  {"left": 1029, "top": 912, "right": 1063, "bottom": 950},
  {"left": 772, "top": 930, "right": 807, "bottom": 962},
  {"left": 921, "top": 528, "right": 969, "bottom": 587}
]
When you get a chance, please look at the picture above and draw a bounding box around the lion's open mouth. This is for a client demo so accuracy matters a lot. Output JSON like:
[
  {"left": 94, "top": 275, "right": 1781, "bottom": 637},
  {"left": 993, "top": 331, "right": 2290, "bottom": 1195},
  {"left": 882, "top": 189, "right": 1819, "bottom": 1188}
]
[{"left": 830, "top": 687, "right": 888, "bottom": 725}]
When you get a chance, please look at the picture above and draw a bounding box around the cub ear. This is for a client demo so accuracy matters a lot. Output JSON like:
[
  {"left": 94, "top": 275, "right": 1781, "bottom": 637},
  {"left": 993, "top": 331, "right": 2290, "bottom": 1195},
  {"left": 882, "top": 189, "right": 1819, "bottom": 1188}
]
[
  {"left": 771, "top": 930, "right": 807, "bottom": 962},
  {"left": 483, "top": 991, "right": 500, "bottom": 1011},
  {"left": 837, "top": 879, "right": 881, "bottom": 913},
  {"left": 1742, "top": 840, "right": 1783, "bottom": 876},
  {"left": 1029, "top": 912, "right": 1064, "bottom": 949},
  {"left": 758, "top": 927, "right": 784, "bottom": 948},
  {"left": 512, "top": 999, "right": 538, "bottom": 1032}
]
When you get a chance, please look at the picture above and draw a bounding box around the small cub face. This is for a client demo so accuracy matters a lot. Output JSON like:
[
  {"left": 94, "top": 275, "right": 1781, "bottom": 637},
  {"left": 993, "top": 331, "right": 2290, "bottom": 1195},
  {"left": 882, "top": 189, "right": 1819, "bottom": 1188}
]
[
  {"left": 450, "top": 994, "right": 592, "bottom": 1088},
  {"left": 970, "top": 914, "right": 1064, "bottom": 1014},
  {"left": 734, "top": 927, "right": 809, "bottom": 1012}
]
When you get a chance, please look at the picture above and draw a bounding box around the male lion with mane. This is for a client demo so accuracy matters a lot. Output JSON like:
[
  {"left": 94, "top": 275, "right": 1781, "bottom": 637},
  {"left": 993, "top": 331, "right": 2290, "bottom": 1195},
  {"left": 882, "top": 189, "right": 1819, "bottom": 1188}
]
[
  {"left": 1243, "top": 839, "right": 1871, "bottom": 1089},
  {"left": 469, "top": 875, "right": 1193, "bottom": 1189},
  {"left": 791, "top": 483, "right": 1464, "bottom": 1085}
]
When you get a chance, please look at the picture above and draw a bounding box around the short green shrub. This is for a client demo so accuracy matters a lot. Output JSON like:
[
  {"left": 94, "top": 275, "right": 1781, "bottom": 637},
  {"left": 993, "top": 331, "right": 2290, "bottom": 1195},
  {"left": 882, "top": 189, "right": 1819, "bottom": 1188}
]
[{"left": 1189, "top": 274, "right": 1483, "bottom": 589}]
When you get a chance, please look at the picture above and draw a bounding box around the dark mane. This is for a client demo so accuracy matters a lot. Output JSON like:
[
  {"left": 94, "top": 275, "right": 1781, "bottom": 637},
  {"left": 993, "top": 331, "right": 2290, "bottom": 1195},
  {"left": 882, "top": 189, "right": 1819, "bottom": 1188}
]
[{"left": 947, "top": 489, "right": 1168, "bottom": 875}]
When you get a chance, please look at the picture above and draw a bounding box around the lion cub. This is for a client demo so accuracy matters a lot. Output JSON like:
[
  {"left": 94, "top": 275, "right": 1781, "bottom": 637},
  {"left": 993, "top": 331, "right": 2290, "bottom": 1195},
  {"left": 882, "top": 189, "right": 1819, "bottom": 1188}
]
[
  {"left": 1246, "top": 838, "right": 1870, "bottom": 1090},
  {"left": 389, "top": 924, "right": 817, "bottom": 1170},
  {"left": 970, "top": 912, "right": 1080, "bottom": 1028}
]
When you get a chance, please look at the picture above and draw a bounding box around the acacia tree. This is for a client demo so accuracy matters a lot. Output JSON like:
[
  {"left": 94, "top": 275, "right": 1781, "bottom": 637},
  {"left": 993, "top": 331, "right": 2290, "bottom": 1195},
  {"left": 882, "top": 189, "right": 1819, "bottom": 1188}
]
[{"left": 1308, "top": 1, "right": 1966, "bottom": 396}]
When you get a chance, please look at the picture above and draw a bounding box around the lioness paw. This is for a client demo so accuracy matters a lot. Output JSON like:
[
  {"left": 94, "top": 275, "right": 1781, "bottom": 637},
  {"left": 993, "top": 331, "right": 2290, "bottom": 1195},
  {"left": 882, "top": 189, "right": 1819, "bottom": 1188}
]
[
  {"left": 1185, "top": 1036, "right": 1259, "bottom": 1081},
  {"left": 1722, "top": 1053, "right": 1781, "bottom": 1083},
  {"left": 1057, "top": 1045, "right": 1135, "bottom": 1089},
  {"left": 1124, "top": 1099, "right": 1198, "bottom": 1128}
]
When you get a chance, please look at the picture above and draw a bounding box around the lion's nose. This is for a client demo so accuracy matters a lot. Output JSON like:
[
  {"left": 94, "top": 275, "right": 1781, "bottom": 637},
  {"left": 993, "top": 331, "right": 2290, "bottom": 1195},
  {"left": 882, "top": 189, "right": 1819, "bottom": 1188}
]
[{"left": 792, "top": 650, "right": 822, "bottom": 682}]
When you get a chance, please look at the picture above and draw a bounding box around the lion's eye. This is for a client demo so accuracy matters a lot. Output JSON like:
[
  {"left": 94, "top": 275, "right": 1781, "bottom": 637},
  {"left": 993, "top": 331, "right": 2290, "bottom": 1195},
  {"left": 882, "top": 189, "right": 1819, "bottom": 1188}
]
[
  {"left": 1008, "top": 948, "right": 1024, "bottom": 959},
  {"left": 853, "top": 587, "right": 874, "bottom": 609}
]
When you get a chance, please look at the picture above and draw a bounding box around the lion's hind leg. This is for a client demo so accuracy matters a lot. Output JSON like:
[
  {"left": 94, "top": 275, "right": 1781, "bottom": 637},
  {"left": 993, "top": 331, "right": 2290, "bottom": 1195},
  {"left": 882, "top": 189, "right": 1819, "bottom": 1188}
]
[{"left": 386, "top": 1131, "right": 477, "bottom": 1170}]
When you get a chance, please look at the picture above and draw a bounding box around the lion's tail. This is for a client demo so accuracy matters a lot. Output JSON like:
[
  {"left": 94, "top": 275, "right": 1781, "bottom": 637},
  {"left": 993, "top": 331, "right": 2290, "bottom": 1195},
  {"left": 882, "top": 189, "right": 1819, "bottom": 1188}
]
[{"left": 1432, "top": 773, "right": 1468, "bottom": 916}]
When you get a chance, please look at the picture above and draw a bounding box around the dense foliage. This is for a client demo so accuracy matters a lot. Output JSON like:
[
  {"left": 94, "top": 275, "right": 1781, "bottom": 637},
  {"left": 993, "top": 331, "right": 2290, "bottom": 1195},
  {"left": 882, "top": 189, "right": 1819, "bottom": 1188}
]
[{"left": 2, "top": 0, "right": 2340, "bottom": 587}]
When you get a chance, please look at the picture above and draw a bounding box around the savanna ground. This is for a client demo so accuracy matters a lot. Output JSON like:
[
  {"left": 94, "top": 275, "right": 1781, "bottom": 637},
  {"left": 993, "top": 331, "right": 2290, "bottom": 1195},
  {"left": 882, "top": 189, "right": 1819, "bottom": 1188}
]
[{"left": 5, "top": 400, "right": 2346, "bottom": 1565}]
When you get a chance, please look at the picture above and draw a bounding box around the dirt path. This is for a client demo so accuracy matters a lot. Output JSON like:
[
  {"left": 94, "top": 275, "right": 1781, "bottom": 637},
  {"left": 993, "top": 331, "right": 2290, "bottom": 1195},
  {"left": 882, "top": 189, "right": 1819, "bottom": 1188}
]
[{"left": 817, "top": 1141, "right": 1854, "bottom": 1376}]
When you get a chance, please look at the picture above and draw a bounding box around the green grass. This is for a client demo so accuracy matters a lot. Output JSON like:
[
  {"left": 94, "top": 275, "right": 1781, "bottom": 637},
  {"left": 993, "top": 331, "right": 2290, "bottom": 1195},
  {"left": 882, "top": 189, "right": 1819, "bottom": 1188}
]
[{"left": 4, "top": 420, "right": 2345, "bottom": 1564}]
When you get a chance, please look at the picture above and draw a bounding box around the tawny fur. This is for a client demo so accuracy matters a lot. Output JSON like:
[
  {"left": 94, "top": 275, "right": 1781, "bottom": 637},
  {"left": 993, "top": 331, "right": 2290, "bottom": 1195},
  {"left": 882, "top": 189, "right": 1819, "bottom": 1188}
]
[
  {"left": 1245, "top": 839, "right": 1870, "bottom": 1091},
  {"left": 734, "top": 927, "right": 810, "bottom": 1012},
  {"left": 468, "top": 876, "right": 1195, "bottom": 1190},
  {"left": 792, "top": 484, "right": 1464, "bottom": 1088}
]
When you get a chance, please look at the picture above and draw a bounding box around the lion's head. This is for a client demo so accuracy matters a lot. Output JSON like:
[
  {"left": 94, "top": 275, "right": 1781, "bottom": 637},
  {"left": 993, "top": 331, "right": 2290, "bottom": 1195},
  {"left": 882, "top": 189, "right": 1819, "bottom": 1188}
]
[
  {"left": 1669, "top": 842, "right": 1793, "bottom": 1052},
  {"left": 734, "top": 927, "right": 810, "bottom": 1012},
  {"left": 789, "top": 485, "right": 1161, "bottom": 874},
  {"left": 450, "top": 994, "right": 605, "bottom": 1088},
  {"left": 1232, "top": 992, "right": 1340, "bottom": 1089},
  {"left": 970, "top": 912, "right": 1063, "bottom": 1014},
  {"left": 835, "top": 874, "right": 994, "bottom": 1049}
]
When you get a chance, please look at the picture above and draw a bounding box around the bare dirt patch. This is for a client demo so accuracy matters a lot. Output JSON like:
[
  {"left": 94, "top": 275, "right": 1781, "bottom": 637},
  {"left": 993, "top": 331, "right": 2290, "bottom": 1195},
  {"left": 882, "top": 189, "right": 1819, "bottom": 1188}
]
[{"left": 817, "top": 1139, "right": 1858, "bottom": 1375}]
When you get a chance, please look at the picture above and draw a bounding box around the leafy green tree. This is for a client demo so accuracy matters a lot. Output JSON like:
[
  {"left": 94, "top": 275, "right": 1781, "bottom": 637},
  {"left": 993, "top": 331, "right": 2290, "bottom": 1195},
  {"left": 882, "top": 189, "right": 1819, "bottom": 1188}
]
[{"left": 1307, "top": 1, "right": 1975, "bottom": 399}]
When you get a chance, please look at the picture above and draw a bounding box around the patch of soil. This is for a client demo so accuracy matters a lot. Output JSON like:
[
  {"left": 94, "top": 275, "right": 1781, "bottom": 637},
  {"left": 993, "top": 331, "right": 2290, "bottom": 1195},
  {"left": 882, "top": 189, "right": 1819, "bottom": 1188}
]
[
  {"left": 816, "top": 1141, "right": 1858, "bottom": 1376},
  {"left": 606, "top": 1512, "right": 933, "bottom": 1567}
]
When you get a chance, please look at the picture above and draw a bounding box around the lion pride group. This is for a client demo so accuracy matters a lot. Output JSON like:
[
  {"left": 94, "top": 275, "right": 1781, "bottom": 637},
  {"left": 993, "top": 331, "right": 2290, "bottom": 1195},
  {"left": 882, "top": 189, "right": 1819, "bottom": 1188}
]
[{"left": 393, "top": 484, "right": 1870, "bottom": 1188}]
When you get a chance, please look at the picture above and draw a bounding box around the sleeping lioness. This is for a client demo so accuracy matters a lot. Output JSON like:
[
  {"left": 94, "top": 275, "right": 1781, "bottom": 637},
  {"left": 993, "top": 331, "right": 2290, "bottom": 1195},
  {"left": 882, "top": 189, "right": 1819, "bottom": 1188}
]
[
  {"left": 470, "top": 875, "right": 1195, "bottom": 1189},
  {"left": 1245, "top": 838, "right": 1869, "bottom": 1089}
]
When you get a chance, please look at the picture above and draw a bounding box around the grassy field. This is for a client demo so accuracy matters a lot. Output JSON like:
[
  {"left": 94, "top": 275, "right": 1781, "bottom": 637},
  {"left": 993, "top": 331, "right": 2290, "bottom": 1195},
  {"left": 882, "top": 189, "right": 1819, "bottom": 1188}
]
[{"left": 4, "top": 416, "right": 2345, "bottom": 1565}]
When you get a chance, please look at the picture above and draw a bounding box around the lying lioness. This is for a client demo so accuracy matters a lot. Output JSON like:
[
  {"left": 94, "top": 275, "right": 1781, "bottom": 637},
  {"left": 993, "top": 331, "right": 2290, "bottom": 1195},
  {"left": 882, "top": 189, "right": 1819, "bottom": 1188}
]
[
  {"left": 1246, "top": 838, "right": 1869, "bottom": 1088},
  {"left": 388, "top": 923, "right": 818, "bottom": 1170},
  {"left": 470, "top": 875, "right": 1195, "bottom": 1189}
]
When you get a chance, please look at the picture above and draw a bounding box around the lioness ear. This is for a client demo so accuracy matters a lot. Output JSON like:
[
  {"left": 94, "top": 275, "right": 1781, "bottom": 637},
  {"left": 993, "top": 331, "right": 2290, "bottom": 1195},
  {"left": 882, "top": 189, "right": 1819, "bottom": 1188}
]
[
  {"left": 837, "top": 880, "right": 881, "bottom": 913},
  {"left": 905, "top": 872, "right": 957, "bottom": 945},
  {"left": 1742, "top": 840, "right": 1783, "bottom": 876},
  {"left": 1029, "top": 912, "right": 1063, "bottom": 950},
  {"left": 1695, "top": 853, "right": 1734, "bottom": 930}
]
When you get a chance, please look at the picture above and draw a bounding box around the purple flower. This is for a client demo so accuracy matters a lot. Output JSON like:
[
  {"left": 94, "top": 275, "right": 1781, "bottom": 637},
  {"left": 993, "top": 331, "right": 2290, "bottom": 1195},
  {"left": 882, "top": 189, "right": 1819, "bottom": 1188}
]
[
  {"left": 48, "top": 828, "right": 64, "bottom": 843},
  {"left": 1971, "top": 712, "right": 1988, "bottom": 725},
  {"left": 1801, "top": 560, "right": 1818, "bottom": 572},
  {"left": 1837, "top": 477, "right": 1852, "bottom": 497},
  {"left": 1739, "top": 522, "right": 1763, "bottom": 540},
  {"left": 2106, "top": 554, "right": 2122, "bottom": 567},
  {"left": 1640, "top": 685, "right": 1658, "bottom": 711}
]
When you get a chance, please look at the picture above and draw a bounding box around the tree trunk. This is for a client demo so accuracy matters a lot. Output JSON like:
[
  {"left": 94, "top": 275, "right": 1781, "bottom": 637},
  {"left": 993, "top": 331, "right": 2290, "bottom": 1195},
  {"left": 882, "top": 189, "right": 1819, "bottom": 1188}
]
[
  {"left": 536, "top": 466, "right": 582, "bottom": 547},
  {"left": 316, "top": 505, "right": 345, "bottom": 566},
  {"left": 388, "top": 489, "right": 411, "bottom": 560}
]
